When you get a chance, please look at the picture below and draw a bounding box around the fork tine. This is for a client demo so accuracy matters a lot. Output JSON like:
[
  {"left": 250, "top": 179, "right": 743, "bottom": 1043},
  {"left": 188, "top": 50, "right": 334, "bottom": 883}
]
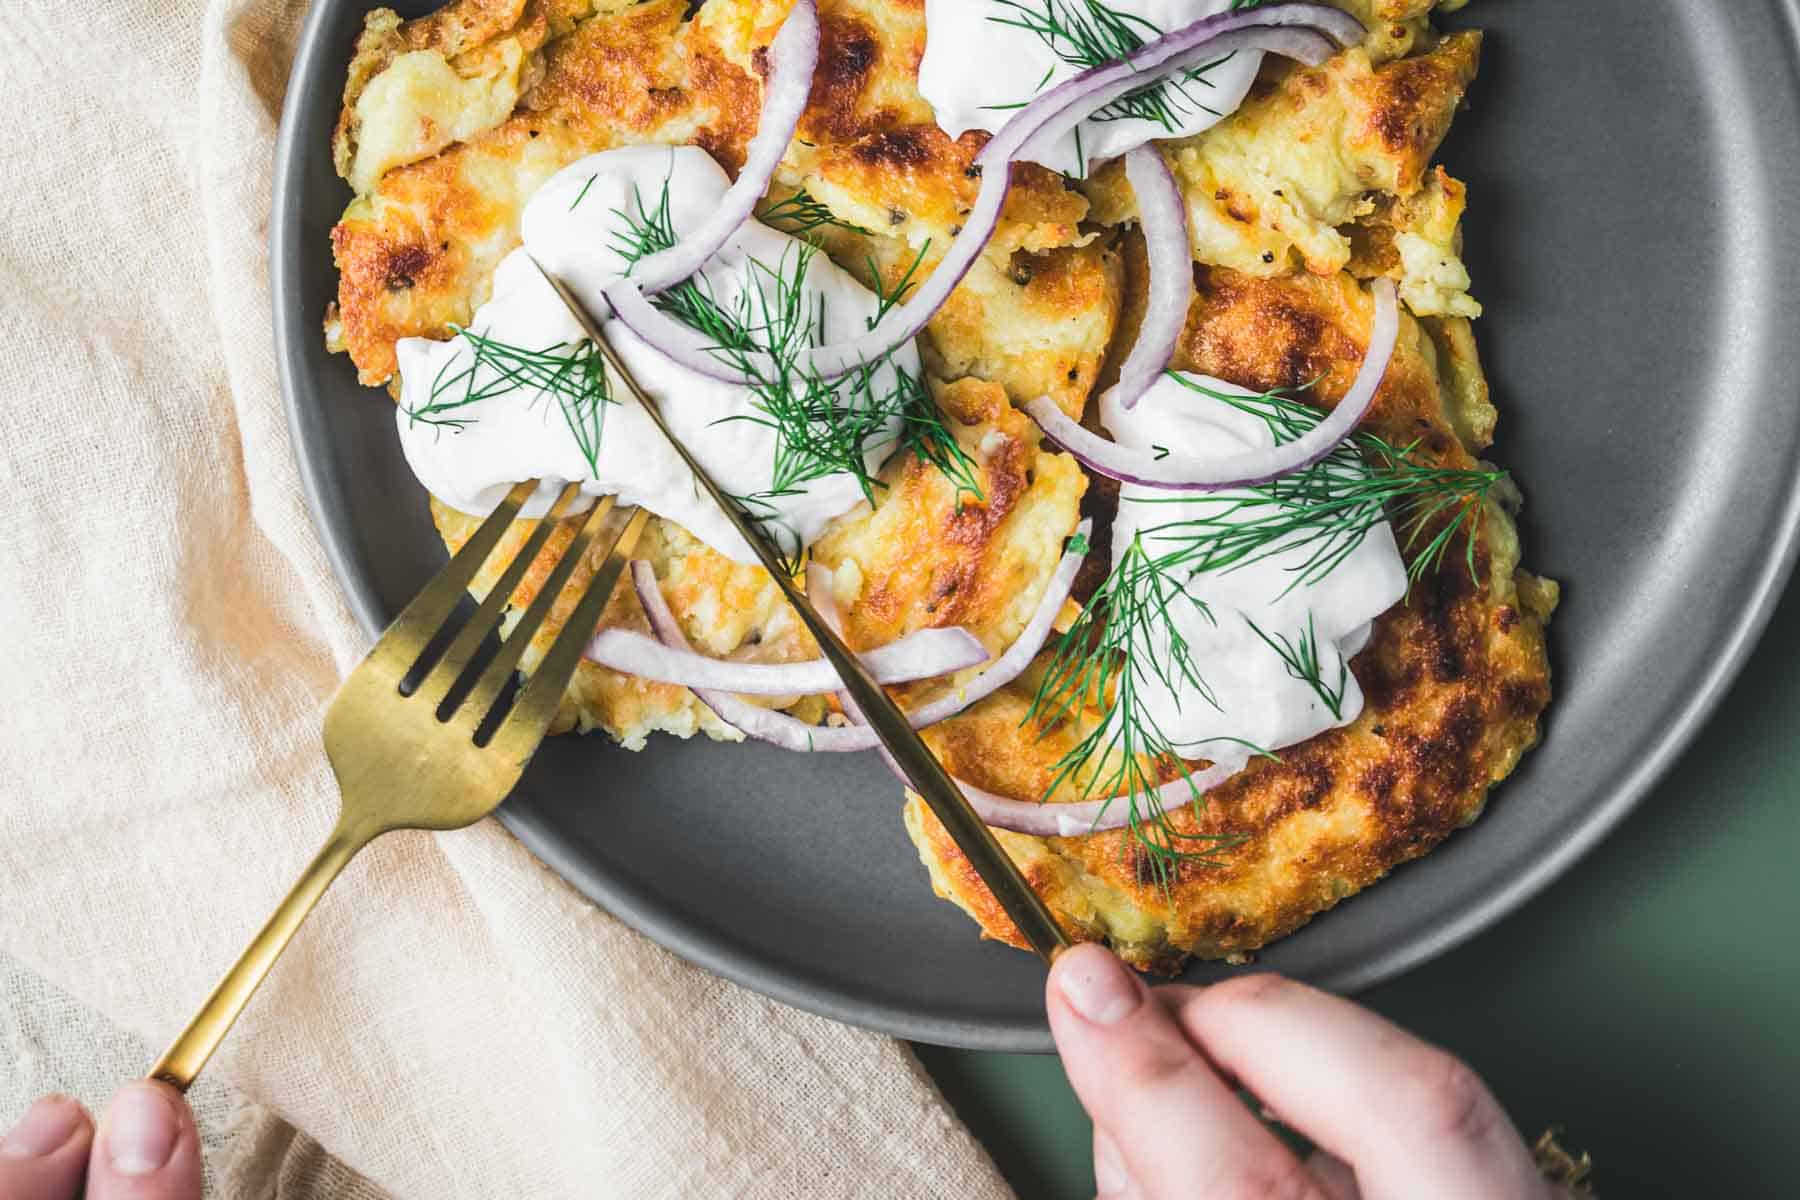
[
  {"left": 411, "top": 482, "right": 585, "bottom": 710},
  {"left": 445, "top": 494, "right": 619, "bottom": 734},
  {"left": 488, "top": 505, "right": 652, "bottom": 763},
  {"left": 364, "top": 479, "right": 538, "bottom": 679}
]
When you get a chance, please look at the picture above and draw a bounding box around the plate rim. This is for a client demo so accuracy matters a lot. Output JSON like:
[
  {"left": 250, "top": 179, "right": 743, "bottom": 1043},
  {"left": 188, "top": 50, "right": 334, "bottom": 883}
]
[{"left": 273, "top": 0, "right": 1800, "bottom": 1052}]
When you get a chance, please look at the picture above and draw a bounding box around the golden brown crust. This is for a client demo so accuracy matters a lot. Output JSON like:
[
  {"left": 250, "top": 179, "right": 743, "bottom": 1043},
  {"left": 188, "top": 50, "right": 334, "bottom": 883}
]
[
  {"left": 330, "top": 0, "right": 728, "bottom": 383},
  {"left": 431, "top": 500, "right": 825, "bottom": 747},
  {"left": 330, "top": 0, "right": 1552, "bottom": 972},
  {"left": 1082, "top": 30, "right": 1481, "bottom": 302},
  {"left": 812, "top": 378, "right": 1087, "bottom": 682},
  {"left": 907, "top": 267, "right": 1554, "bottom": 970},
  {"left": 330, "top": 0, "right": 1091, "bottom": 386}
]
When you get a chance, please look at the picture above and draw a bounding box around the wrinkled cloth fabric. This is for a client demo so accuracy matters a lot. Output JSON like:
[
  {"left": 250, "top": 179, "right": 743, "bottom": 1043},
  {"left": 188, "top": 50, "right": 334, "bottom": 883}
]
[
  {"left": 0, "top": 949, "right": 391, "bottom": 1197},
  {"left": 0, "top": 3, "right": 1013, "bottom": 1196}
]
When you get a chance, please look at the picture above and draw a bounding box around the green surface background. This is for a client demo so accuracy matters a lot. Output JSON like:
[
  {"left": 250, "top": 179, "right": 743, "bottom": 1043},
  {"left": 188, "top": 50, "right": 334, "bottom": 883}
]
[{"left": 918, "top": 583, "right": 1800, "bottom": 1197}]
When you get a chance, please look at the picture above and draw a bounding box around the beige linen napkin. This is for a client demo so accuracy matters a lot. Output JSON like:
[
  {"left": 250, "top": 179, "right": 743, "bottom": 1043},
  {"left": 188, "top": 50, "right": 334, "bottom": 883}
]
[{"left": 0, "top": 2, "right": 1014, "bottom": 1196}]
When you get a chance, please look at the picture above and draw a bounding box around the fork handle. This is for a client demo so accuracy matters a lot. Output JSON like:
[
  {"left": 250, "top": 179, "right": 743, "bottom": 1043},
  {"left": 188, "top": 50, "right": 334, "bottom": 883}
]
[{"left": 148, "top": 817, "right": 375, "bottom": 1091}]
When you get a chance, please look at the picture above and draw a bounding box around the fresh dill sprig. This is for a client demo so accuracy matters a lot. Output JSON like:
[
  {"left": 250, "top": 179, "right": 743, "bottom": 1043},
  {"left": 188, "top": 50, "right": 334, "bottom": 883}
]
[
  {"left": 1125, "top": 374, "right": 1508, "bottom": 591},
  {"left": 757, "top": 189, "right": 873, "bottom": 239},
  {"left": 1246, "top": 612, "right": 1348, "bottom": 721},
  {"left": 987, "top": 0, "right": 1239, "bottom": 135},
  {"left": 865, "top": 239, "right": 930, "bottom": 331},
  {"left": 1026, "top": 374, "right": 1502, "bottom": 881},
  {"left": 569, "top": 173, "right": 597, "bottom": 211},
  {"left": 405, "top": 328, "right": 613, "bottom": 474},
  {"left": 608, "top": 175, "right": 981, "bottom": 564},
  {"left": 1027, "top": 531, "right": 1248, "bottom": 887}
]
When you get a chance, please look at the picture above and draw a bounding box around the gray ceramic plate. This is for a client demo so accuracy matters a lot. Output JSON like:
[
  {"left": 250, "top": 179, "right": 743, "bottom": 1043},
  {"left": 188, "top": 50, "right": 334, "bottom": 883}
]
[{"left": 274, "top": 1, "right": 1800, "bottom": 1050}]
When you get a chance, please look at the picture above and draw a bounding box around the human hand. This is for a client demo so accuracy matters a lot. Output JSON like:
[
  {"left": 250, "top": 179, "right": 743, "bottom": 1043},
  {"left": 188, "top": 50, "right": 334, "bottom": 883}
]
[
  {"left": 1048, "top": 944, "right": 1552, "bottom": 1199},
  {"left": 0, "top": 1082, "right": 202, "bottom": 1200}
]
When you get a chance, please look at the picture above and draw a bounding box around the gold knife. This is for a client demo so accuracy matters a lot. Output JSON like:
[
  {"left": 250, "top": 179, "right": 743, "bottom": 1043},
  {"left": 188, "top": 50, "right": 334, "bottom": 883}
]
[{"left": 531, "top": 258, "right": 1070, "bottom": 963}]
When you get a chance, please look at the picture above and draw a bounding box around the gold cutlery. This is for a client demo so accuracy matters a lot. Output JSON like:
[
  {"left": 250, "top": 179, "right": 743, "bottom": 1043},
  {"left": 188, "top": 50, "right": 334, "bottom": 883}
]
[
  {"left": 530, "top": 260, "right": 1070, "bottom": 964},
  {"left": 153, "top": 263, "right": 1068, "bottom": 1090},
  {"left": 151, "top": 483, "right": 651, "bottom": 1089}
]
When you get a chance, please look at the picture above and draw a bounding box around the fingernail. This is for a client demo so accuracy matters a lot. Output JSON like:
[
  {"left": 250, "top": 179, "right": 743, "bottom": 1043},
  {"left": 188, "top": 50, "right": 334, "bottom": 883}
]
[
  {"left": 1, "top": 1096, "right": 83, "bottom": 1158},
  {"left": 1055, "top": 944, "right": 1143, "bottom": 1025},
  {"left": 102, "top": 1083, "right": 179, "bottom": 1176},
  {"left": 1093, "top": 1128, "right": 1130, "bottom": 1196}
]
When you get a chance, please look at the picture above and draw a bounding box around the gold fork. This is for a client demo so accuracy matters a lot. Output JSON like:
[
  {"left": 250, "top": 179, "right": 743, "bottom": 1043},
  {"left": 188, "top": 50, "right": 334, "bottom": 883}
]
[{"left": 149, "top": 481, "right": 650, "bottom": 1091}]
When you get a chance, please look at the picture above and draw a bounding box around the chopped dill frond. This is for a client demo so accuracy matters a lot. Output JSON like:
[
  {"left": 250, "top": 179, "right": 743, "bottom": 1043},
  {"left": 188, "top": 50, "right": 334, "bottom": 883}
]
[
  {"left": 757, "top": 189, "right": 873, "bottom": 239},
  {"left": 1246, "top": 612, "right": 1349, "bottom": 721},
  {"left": 1027, "top": 531, "right": 1252, "bottom": 889},
  {"left": 1128, "top": 374, "right": 1508, "bottom": 591},
  {"left": 608, "top": 174, "right": 981, "bottom": 566},
  {"left": 404, "top": 328, "right": 613, "bottom": 475},
  {"left": 988, "top": 0, "right": 1241, "bottom": 135},
  {"left": 1027, "top": 374, "right": 1505, "bottom": 884}
]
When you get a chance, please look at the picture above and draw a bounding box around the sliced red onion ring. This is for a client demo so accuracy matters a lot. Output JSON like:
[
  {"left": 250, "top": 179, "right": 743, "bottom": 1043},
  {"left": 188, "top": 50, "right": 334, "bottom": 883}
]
[
  {"left": 818, "top": 516, "right": 1093, "bottom": 731},
  {"left": 813, "top": 538, "right": 1248, "bottom": 836},
  {"left": 628, "top": 521, "right": 1091, "bottom": 750},
  {"left": 1015, "top": 25, "right": 1343, "bottom": 166},
  {"left": 946, "top": 760, "right": 1246, "bottom": 838},
  {"left": 585, "top": 624, "right": 987, "bottom": 696},
  {"left": 601, "top": 282, "right": 747, "bottom": 385},
  {"left": 1103, "top": 146, "right": 1191, "bottom": 413},
  {"left": 624, "top": 0, "right": 817, "bottom": 297},
  {"left": 1027, "top": 277, "right": 1399, "bottom": 491},
  {"left": 630, "top": 561, "right": 879, "bottom": 751},
  {"left": 606, "top": 7, "right": 1357, "bottom": 385}
]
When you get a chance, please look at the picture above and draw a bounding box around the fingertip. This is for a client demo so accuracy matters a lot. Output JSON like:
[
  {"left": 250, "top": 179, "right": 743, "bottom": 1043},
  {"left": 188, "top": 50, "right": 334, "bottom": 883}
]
[
  {"left": 1, "top": 1094, "right": 91, "bottom": 1159},
  {"left": 1048, "top": 943, "right": 1145, "bottom": 1026},
  {"left": 90, "top": 1081, "right": 202, "bottom": 1199},
  {"left": 0, "top": 1095, "right": 94, "bottom": 1200}
]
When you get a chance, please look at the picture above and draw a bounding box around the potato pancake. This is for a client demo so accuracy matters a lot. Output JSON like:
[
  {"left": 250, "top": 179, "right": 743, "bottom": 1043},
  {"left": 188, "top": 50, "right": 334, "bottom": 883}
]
[
  {"left": 907, "top": 262, "right": 1555, "bottom": 970},
  {"left": 327, "top": 0, "right": 1552, "bottom": 969}
]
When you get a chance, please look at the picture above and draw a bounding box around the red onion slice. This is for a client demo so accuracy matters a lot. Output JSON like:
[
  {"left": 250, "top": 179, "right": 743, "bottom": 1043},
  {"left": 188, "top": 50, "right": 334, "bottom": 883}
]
[
  {"left": 814, "top": 516, "right": 1093, "bottom": 731},
  {"left": 1027, "top": 277, "right": 1399, "bottom": 491},
  {"left": 810, "top": 537, "right": 1247, "bottom": 837},
  {"left": 607, "top": 7, "right": 1357, "bottom": 385},
  {"left": 1103, "top": 146, "right": 1191, "bottom": 413},
  {"left": 624, "top": 0, "right": 818, "bottom": 297},
  {"left": 627, "top": 520, "right": 1091, "bottom": 750},
  {"left": 947, "top": 760, "right": 1246, "bottom": 838},
  {"left": 1015, "top": 25, "right": 1342, "bottom": 166},
  {"left": 630, "top": 561, "right": 879, "bottom": 752},
  {"left": 600, "top": 281, "right": 747, "bottom": 385},
  {"left": 585, "top": 624, "right": 987, "bottom": 696}
]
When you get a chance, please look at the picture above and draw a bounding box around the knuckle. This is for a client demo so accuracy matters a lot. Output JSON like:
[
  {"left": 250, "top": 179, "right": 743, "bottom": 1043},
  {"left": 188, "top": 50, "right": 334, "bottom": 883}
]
[{"left": 1388, "top": 1047, "right": 1498, "bottom": 1144}]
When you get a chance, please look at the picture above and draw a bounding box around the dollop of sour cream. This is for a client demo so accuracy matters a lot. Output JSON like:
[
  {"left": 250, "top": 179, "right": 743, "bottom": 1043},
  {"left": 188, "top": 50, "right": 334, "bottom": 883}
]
[
  {"left": 917, "top": 0, "right": 1263, "bottom": 175},
  {"left": 1100, "top": 375, "right": 1408, "bottom": 762},
  {"left": 394, "top": 145, "right": 918, "bottom": 564}
]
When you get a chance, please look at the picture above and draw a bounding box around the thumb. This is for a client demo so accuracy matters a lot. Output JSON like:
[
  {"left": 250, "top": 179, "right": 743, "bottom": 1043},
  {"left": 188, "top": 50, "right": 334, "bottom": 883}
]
[
  {"left": 87, "top": 1081, "right": 202, "bottom": 1200},
  {"left": 1047, "top": 945, "right": 1324, "bottom": 1200}
]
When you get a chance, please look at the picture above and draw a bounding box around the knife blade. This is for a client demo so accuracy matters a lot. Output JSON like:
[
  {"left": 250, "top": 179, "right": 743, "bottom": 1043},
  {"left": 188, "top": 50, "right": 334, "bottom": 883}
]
[{"left": 531, "top": 257, "right": 1070, "bottom": 963}]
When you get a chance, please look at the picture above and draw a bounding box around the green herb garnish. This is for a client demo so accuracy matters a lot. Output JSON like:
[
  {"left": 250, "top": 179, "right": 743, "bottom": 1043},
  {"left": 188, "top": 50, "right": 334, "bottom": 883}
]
[
  {"left": 609, "top": 175, "right": 980, "bottom": 565},
  {"left": 756, "top": 189, "right": 873, "bottom": 239},
  {"left": 1027, "top": 531, "right": 1253, "bottom": 889},
  {"left": 1026, "top": 374, "right": 1503, "bottom": 883},
  {"left": 987, "top": 0, "right": 1241, "bottom": 136},
  {"left": 1127, "top": 375, "right": 1507, "bottom": 593},
  {"left": 405, "top": 328, "right": 613, "bottom": 475},
  {"left": 1246, "top": 612, "right": 1348, "bottom": 721}
]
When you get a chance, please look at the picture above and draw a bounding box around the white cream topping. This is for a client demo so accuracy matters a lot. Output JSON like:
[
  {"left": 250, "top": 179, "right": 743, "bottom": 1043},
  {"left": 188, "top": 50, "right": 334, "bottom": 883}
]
[
  {"left": 917, "top": 0, "right": 1262, "bottom": 176},
  {"left": 393, "top": 145, "right": 918, "bottom": 564},
  {"left": 1100, "top": 374, "right": 1408, "bottom": 762}
]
